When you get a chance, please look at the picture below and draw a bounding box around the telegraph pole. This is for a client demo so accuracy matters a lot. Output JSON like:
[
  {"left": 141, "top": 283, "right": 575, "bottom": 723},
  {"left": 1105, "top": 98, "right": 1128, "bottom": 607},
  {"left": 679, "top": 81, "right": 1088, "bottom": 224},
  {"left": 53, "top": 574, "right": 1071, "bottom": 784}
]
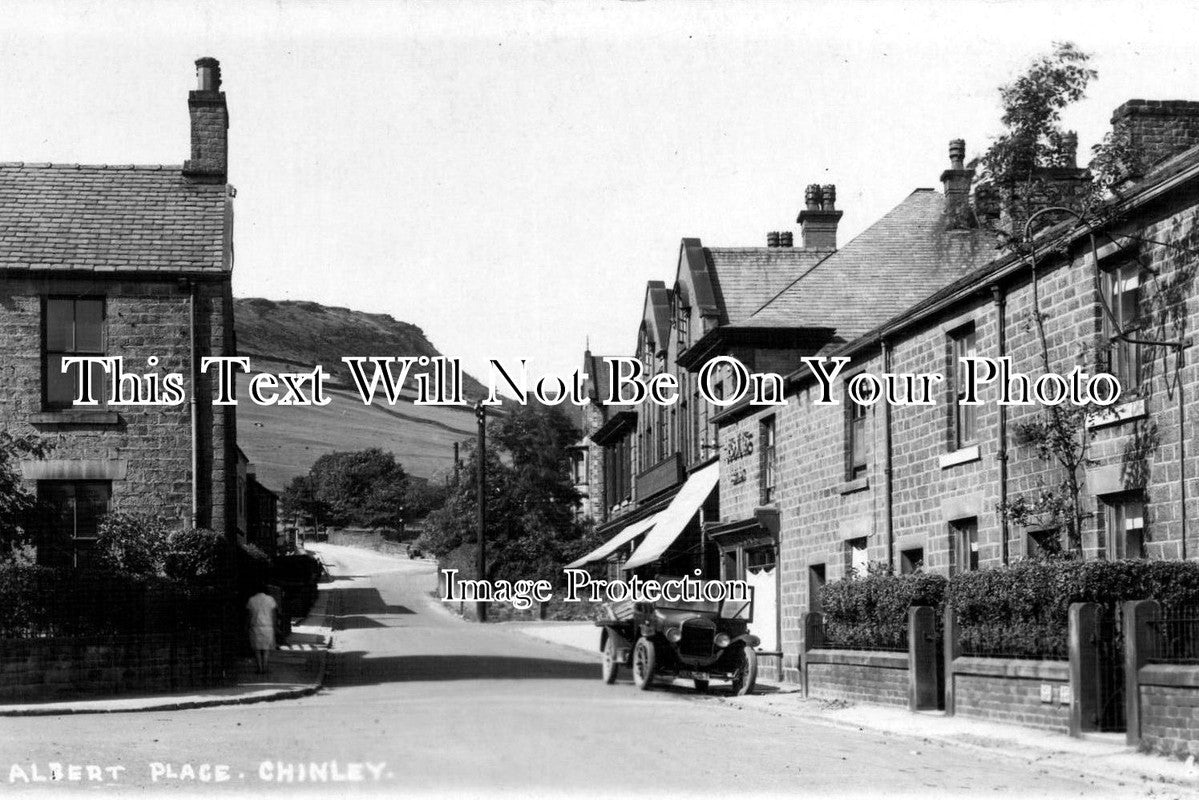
[{"left": 475, "top": 401, "right": 488, "bottom": 622}]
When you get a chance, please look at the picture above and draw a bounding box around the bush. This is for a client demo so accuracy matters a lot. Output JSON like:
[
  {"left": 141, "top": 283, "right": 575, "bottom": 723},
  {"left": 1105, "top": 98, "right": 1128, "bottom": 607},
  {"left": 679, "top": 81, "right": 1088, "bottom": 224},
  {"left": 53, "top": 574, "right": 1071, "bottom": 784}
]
[
  {"left": 93, "top": 512, "right": 170, "bottom": 576},
  {"left": 164, "top": 528, "right": 229, "bottom": 583},
  {"left": 949, "top": 559, "right": 1199, "bottom": 658},
  {"left": 821, "top": 572, "right": 948, "bottom": 650}
]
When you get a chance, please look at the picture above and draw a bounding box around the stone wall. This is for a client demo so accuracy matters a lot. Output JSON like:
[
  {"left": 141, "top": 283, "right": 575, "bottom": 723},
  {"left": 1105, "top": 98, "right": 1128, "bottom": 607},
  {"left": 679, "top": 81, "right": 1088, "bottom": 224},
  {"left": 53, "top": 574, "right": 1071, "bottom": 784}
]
[
  {"left": 0, "top": 632, "right": 231, "bottom": 702},
  {"left": 1138, "top": 664, "right": 1199, "bottom": 758},
  {"left": 803, "top": 649, "right": 909, "bottom": 707},
  {"left": 950, "top": 657, "right": 1071, "bottom": 733}
]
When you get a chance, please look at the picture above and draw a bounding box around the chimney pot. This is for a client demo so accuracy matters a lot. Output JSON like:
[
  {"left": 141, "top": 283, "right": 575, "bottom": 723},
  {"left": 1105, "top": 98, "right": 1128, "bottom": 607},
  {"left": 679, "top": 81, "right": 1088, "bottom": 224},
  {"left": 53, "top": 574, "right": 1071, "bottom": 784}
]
[
  {"left": 949, "top": 138, "right": 966, "bottom": 170},
  {"left": 767, "top": 231, "right": 780, "bottom": 248},
  {"left": 804, "top": 184, "right": 823, "bottom": 211},
  {"left": 779, "top": 231, "right": 793, "bottom": 248},
  {"left": 820, "top": 184, "right": 836, "bottom": 211},
  {"left": 195, "top": 57, "right": 221, "bottom": 92}
]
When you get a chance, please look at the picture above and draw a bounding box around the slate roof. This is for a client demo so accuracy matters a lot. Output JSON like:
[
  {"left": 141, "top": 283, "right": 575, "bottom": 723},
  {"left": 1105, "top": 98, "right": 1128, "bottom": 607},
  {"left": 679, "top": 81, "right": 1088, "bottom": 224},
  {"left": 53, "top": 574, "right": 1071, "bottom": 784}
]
[
  {"left": 734, "top": 189, "right": 993, "bottom": 350},
  {"left": 704, "top": 247, "right": 829, "bottom": 325},
  {"left": 0, "top": 163, "right": 229, "bottom": 273}
]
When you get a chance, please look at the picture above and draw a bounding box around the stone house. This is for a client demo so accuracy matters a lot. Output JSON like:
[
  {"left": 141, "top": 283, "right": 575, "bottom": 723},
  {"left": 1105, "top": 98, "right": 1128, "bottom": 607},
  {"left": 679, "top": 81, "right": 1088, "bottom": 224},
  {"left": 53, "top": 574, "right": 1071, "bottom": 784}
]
[{"left": 0, "top": 58, "right": 268, "bottom": 566}]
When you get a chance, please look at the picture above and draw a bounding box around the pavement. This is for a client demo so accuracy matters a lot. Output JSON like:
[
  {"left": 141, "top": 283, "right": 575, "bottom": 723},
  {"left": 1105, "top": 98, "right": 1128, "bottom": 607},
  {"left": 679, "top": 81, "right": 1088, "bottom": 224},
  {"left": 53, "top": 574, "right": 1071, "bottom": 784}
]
[
  {"left": 2, "top": 543, "right": 1196, "bottom": 797},
  {"left": 508, "top": 618, "right": 1199, "bottom": 795},
  {"left": 0, "top": 571, "right": 337, "bottom": 717}
]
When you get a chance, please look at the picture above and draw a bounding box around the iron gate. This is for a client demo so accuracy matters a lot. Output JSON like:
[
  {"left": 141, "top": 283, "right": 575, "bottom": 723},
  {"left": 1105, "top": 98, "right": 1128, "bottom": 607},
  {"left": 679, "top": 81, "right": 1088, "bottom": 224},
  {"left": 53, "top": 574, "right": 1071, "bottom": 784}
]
[{"left": 1091, "top": 604, "right": 1126, "bottom": 732}]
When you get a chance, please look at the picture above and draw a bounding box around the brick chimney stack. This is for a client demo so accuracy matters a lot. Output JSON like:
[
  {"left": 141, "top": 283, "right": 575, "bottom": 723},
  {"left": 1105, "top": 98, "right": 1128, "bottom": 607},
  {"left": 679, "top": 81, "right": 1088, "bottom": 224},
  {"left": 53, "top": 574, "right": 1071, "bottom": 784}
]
[
  {"left": 1110, "top": 100, "right": 1199, "bottom": 176},
  {"left": 797, "top": 183, "right": 842, "bottom": 250},
  {"left": 940, "top": 139, "right": 974, "bottom": 199},
  {"left": 184, "top": 57, "right": 228, "bottom": 182}
]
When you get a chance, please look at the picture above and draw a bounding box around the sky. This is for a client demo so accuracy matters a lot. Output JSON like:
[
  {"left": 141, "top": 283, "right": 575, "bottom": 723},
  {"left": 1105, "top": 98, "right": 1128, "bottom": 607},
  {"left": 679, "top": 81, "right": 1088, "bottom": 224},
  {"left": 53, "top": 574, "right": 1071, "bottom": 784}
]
[{"left": 3, "top": 1, "right": 1199, "bottom": 385}]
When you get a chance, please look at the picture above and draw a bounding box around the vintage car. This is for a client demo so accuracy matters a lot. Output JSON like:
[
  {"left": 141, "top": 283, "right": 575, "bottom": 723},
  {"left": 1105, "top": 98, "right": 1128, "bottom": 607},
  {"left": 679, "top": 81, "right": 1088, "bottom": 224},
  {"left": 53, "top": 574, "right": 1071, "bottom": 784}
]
[{"left": 595, "top": 581, "right": 759, "bottom": 695}]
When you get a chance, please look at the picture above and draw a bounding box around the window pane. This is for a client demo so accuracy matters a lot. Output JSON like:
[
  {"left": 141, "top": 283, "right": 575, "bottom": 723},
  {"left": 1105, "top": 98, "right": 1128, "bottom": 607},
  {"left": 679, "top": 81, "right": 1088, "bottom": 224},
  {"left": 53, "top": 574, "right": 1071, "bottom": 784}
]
[
  {"left": 46, "top": 356, "right": 77, "bottom": 406},
  {"left": 74, "top": 483, "right": 110, "bottom": 540},
  {"left": 45, "top": 298, "right": 74, "bottom": 351},
  {"left": 74, "top": 300, "right": 104, "bottom": 351}
]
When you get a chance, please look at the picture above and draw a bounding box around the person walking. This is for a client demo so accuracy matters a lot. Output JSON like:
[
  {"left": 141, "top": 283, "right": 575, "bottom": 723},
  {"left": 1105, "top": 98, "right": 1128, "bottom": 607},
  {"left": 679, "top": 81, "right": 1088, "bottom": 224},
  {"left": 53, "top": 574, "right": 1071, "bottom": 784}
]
[{"left": 246, "top": 585, "right": 279, "bottom": 675}]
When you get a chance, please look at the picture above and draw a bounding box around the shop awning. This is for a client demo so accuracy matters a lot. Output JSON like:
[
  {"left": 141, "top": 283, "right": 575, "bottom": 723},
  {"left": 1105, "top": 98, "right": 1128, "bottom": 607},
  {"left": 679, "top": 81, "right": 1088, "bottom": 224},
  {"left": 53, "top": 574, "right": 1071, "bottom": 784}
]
[
  {"left": 622, "top": 461, "right": 719, "bottom": 571},
  {"left": 564, "top": 512, "right": 660, "bottom": 569}
]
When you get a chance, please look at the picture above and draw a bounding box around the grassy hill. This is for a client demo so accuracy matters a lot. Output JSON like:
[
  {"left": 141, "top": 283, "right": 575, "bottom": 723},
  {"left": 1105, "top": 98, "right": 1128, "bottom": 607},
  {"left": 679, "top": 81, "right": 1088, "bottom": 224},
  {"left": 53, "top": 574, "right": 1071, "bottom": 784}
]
[{"left": 233, "top": 298, "right": 481, "bottom": 490}]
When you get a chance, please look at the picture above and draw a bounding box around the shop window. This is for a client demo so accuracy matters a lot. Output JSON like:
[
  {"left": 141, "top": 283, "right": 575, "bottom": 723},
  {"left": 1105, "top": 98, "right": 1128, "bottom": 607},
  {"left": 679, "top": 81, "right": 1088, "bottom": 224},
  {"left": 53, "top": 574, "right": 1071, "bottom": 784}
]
[
  {"left": 845, "top": 391, "right": 868, "bottom": 480},
  {"left": 1102, "top": 262, "right": 1144, "bottom": 394},
  {"left": 808, "top": 563, "right": 826, "bottom": 613},
  {"left": 949, "top": 324, "right": 978, "bottom": 449},
  {"left": 900, "top": 547, "right": 924, "bottom": 575},
  {"left": 846, "top": 537, "right": 868, "bottom": 576},
  {"left": 745, "top": 545, "right": 775, "bottom": 572},
  {"left": 44, "top": 297, "right": 106, "bottom": 409},
  {"left": 1104, "top": 494, "right": 1146, "bottom": 560},
  {"left": 949, "top": 518, "right": 979, "bottom": 574},
  {"left": 759, "top": 416, "right": 777, "bottom": 505}
]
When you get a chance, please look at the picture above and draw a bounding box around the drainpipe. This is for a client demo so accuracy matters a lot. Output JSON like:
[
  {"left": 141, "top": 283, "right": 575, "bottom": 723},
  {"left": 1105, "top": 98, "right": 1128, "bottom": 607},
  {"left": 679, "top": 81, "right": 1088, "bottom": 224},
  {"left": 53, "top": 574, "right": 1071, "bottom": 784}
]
[
  {"left": 881, "top": 339, "right": 895, "bottom": 572},
  {"left": 189, "top": 281, "right": 199, "bottom": 528},
  {"left": 993, "top": 285, "right": 1010, "bottom": 565}
]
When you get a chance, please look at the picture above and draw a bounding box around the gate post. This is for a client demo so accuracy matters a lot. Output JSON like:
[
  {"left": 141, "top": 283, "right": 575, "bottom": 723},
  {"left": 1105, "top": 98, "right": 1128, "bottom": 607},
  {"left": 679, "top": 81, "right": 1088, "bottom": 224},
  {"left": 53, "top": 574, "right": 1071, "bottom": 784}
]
[
  {"left": 944, "top": 605, "right": 960, "bottom": 716},
  {"left": 800, "top": 612, "right": 824, "bottom": 699},
  {"left": 1069, "top": 601, "right": 1100, "bottom": 737},
  {"left": 1123, "top": 599, "right": 1161, "bottom": 747},
  {"left": 908, "top": 606, "right": 938, "bottom": 711}
]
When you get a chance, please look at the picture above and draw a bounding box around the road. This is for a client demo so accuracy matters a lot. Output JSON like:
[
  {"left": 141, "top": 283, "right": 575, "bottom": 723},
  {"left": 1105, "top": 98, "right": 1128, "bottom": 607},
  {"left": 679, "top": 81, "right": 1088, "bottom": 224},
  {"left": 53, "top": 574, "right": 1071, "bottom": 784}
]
[{"left": 0, "top": 543, "right": 1178, "bottom": 797}]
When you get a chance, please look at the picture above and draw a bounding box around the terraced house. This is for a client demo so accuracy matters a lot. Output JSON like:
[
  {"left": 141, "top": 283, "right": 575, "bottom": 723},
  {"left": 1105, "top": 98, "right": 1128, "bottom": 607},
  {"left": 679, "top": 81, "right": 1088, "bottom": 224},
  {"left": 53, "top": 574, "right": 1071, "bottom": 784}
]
[
  {"left": 710, "top": 99, "right": 1199, "bottom": 684},
  {"left": 0, "top": 58, "right": 272, "bottom": 565}
]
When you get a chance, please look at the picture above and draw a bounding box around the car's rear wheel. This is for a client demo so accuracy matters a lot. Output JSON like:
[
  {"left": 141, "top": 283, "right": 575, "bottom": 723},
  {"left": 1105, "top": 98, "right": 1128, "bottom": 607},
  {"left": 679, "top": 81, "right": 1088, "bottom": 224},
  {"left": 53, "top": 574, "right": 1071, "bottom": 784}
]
[
  {"left": 693, "top": 679, "right": 709, "bottom": 693},
  {"left": 730, "top": 645, "right": 758, "bottom": 696},
  {"left": 601, "top": 636, "right": 619, "bottom": 684},
  {"left": 632, "top": 637, "right": 656, "bottom": 691}
]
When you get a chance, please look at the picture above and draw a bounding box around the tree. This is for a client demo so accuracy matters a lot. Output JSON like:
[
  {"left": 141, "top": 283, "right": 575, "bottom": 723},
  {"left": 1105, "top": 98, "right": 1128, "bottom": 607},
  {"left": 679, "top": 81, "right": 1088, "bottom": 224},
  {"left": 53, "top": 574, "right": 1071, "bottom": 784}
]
[
  {"left": 290, "top": 448, "right": 408, "bottom": 530},
  {"left": 418, "top": 405, "right": 599, "bottom": 585},
  {"left": 0, "top": 431, "right": 48, "bottom": 559},
  {"left": 979, "top": 42, "right": 1096, "bottom": 199},
  {"left": 982, "top": 43, "right": 1100, "bottom": 554}
]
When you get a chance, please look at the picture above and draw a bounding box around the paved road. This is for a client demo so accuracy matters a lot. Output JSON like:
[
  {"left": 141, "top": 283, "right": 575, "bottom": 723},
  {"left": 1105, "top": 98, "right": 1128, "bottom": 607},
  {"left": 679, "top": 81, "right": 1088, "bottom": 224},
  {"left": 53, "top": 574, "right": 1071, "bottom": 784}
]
[{"left": 0, "top": 544, "right": 1173, "bottom": 797}]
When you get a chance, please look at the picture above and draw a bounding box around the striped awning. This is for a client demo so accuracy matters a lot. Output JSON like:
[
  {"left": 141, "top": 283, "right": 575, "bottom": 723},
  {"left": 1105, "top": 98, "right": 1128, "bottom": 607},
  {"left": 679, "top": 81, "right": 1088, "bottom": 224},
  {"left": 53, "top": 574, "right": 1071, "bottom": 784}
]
[
  {"left": 623, "top": 461, "right": 719, "bottom": 570},
  {"left": 564, "top": 512, "right": 660, "bottom": 569}
]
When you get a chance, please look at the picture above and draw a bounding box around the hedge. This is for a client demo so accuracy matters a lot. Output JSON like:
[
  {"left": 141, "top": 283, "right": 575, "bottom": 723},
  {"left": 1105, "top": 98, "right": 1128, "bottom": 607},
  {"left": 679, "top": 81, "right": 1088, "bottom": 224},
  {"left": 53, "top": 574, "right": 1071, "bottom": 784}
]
[
  {"left": 950, "top": 559, "right": 1199, "bottom": 658},
  {"left": 821, "top": 572, "right": 947, "bottom": 650},
  {"left": 0, "top": 563, "right": 234, "bottom": 640}
]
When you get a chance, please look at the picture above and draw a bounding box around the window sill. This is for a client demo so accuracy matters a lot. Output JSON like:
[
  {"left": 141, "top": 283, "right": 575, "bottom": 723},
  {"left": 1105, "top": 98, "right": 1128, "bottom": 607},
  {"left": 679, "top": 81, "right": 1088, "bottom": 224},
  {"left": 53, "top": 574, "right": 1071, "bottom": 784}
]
[
  {"left": 939, "top": 444, "right": 981, "bottom": 469},
  {"left": 839, "top": 477, "right": 869, "bottom": 495},
  {"left": 1086, "top": 398, "right": 1147, "bottom": 430},
  {"left": 29, "top": 410, "right": 120, "bottom": 426}
]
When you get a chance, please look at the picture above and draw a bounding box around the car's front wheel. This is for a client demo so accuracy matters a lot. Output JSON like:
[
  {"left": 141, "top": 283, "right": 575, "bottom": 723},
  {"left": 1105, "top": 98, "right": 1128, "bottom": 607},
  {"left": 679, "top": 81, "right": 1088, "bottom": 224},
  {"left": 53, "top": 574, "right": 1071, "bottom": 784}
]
[
  {"left": 730, "top": 645, "right": 758, "bottom": 696},
  {"left": 693, "top": 679, "right": 709, "bottom": 693},
  {"left": 601, "top": 636, "right": 619, "bottom": 684},
  {"left": 632, "top": 637, "right": 656, "bottom": 691}
]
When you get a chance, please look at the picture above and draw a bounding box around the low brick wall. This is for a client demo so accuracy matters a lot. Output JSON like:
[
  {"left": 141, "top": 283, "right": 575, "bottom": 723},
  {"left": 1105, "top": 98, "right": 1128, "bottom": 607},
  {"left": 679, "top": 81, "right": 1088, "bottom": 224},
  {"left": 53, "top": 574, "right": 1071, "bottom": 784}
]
[
  {"left": 0, "top": 632, "right": 231, "bottom": 703},
  {"left": 1138, "top": 664, "right": 1199, "bottom": 758},
  {"left": 803, "top": 649, "right": 909, "bottom": 707},
  {"left": 950, "top": 657, "right": 1070, "bottom": 733}
]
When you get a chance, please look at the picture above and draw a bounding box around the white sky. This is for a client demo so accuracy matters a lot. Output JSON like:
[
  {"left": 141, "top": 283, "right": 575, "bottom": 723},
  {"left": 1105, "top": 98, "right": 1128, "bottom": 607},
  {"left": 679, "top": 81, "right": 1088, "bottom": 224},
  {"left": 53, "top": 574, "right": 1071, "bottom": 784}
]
[{"left": 3, "top": 1, "right": 1199, "bottom": 383}]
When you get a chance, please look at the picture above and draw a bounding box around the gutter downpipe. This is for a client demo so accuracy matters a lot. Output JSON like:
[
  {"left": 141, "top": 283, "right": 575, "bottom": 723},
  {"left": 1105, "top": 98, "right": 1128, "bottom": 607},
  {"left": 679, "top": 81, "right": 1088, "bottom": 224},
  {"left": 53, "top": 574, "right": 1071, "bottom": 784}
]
[
  {"left": 993, "top": 285, "right": 1010, "bottom": 565},
  {"left": 189, "top": 281, "right": 199, "bottom": 528},
  {"left": 881, "top": 339, "right": 895, "bottom": 572}
]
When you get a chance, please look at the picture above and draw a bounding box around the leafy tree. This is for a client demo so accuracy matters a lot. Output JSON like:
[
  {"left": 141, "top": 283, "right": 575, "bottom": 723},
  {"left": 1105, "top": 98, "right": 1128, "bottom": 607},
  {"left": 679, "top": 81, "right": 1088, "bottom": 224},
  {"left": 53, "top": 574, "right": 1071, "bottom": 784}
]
[
  {"left": 0, "top": 432, "right": 48, "bottom": 559},
  {"left": 403, "top": 477, "right": 449, "bottom": 523},
  {"left": 288, "top": 448, "right": 408, "bottom": 530},
  {"left": 979, "top": 42, "right": 1096, "bottom": 199},
  {"left": 419, "top": 405, "right": 599, "bottom": 585}
]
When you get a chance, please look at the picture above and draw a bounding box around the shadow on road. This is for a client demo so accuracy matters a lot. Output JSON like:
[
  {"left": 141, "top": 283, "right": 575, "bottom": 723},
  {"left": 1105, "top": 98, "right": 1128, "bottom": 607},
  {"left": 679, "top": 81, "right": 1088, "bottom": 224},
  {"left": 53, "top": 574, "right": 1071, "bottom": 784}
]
[{"left": 327, "top": 653, "right": 599, "bottom": 686}]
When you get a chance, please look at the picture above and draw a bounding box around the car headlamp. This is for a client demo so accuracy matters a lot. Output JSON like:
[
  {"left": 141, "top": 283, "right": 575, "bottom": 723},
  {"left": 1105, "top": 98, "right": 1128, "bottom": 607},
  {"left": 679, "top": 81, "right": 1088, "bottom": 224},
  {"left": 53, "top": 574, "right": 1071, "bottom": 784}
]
[
  {"left": 714, "top": 633, "right": 731, "bottom": 648},
  {"left": 665, "top": 627, "right": 682, "bottom": 643}
]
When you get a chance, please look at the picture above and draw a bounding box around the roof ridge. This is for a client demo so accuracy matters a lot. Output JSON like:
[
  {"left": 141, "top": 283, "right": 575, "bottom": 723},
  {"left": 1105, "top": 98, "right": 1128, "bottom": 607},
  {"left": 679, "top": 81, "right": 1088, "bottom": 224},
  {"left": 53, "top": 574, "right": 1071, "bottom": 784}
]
[{"left": 0, "top": 162, "right": 182, "bottom": 171}]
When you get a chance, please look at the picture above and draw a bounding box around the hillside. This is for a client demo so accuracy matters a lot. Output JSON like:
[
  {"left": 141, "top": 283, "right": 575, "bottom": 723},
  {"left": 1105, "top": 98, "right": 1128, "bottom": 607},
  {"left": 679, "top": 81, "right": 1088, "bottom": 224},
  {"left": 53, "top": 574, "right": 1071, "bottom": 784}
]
[{"left": 233, "top": 298, "right": 481, "bottom": 490}]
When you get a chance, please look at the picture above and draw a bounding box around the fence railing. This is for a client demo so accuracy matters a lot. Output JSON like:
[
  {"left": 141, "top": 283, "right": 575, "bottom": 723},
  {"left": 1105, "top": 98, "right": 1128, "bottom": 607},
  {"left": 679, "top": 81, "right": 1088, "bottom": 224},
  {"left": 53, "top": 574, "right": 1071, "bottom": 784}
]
[{"left": 1146, "top": 606, "right": 1199, "bottom": 664}]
